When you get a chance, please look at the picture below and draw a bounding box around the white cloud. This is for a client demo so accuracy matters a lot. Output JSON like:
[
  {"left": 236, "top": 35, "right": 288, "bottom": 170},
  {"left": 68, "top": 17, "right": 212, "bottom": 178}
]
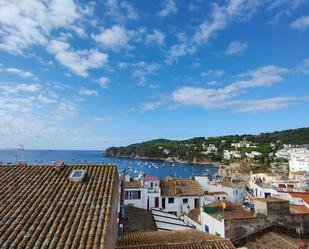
[
  {"left": 95, "top": 77, "right": 110, "bottom": 88},
  {"left": 171, "top": 65, "right": 288, "bottom": 110},
  {"left": 192, "top": 4, "right": 227, "bottom": 45},
  {"left": 165, "top": 40, "right": 196, "bottom": 65},
  {"left": 0, "top": 83, "right": 41, "bottom": 94},
  {"left": 166, "top": 1, "right": 262, "bottom": 64},
  {"left": 268, "top": 0, "right": 306, "bottom": 24},
  {"left": 104, "top": 0, "right": 138, "bottom": 22},
  {"left": 146, "top": 30, "right": 165, "bottom": 46},
  {"left": 54, "top": 101, "right": 76, "bottom": 118},
  {"left": 141, "top": 101, "right": 164, "bottom": 111},
  {"left": 132, "top": 61, "right": 160, "bottom": 84},
  {"left": 0, "top": 67, "right": 37, "bottom": 80},
  {"left": 201, "top": 69, "right": 225, "bottom": 77},
  {"left": 235, "top": 97, "right": 297, "bottom": 113},
  {"left": 291, "top": 15, "right": 309, "bottom": 30},
  {"left": 93, "top": 25, "right": 133, "bottom": 50},
  {"left": 0, "top": 0, "right": 87, "bottom": 53},
  {"left": 158, "top": 0, "right": 177, "bottom": 17},
  {"left": 79, "top": 88, "right": 99, "bottom": 96},
  {"left": 226, "top": 41, "right": 248, "bottom": 55},
  {"left": 47, "top": 39, "right": 108, "bottom": 77},
  {"left": 93, "top": 116, "right": 113, "bottom": 121},
  {"left": 296, "top": 59, "right": 309, "bottom": 74}
]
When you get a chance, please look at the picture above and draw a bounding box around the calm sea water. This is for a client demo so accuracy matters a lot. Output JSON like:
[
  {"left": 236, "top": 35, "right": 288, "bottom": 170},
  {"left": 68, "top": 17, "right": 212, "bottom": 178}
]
[{"left": 0, "top": 149, "right": 217, "bottom": 179}]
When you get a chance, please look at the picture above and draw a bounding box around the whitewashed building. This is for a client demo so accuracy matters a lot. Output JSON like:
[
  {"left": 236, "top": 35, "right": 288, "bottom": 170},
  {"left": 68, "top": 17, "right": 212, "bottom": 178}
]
[
  {"left": 123, "top": 175, "right": 161, "bottom": 210},
  {"left": 160, "top": 178, "right": 204, "bottom": 217},
  {"left": 289, "top": 154, "right": 309, "bottom": 172},
  {"left": 195, "top": 176, "right": 246, "bottom": 204}
]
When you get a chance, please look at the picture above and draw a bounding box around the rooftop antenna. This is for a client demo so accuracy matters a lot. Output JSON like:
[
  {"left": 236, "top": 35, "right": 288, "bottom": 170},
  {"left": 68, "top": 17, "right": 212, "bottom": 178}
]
[{"left": 19, "top": 145, "right": 24, "bottom": 163}]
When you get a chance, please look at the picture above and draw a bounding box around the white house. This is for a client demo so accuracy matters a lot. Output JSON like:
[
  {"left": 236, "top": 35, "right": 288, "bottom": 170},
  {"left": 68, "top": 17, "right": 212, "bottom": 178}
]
[
  {"left": 195, "top": 176, "right": 245, "bottom": 204},
  {"left": 160, "top": 178, "right": 204, "bottom": 217},
  {"left": 200, "top": 201, "right": 255, "bottom": 238},
  {"left": 223, "top": 150, "right": 242, "bottom": 160},
  {"left": 289, "top": 154, "right": 309, "bottom": 172},
  {"left": 204, "top": 191, "right": 229, "bottom": 205},
  {"left": 123, "top": 175, "right": 161, "bottom": 210},
  {"left": 245, "top": 151, "right": 262, "bottom": 159}
]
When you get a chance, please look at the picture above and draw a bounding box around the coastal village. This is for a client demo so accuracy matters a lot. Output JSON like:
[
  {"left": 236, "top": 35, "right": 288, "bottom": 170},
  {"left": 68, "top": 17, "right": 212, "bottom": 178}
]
[{"left": 0, "top": 139, "right": 308, "bottom": 249}]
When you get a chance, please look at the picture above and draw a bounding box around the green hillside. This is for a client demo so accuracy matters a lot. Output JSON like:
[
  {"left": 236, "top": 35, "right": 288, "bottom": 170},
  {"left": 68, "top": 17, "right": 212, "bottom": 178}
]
[{"left": 105, "top": 127, "right": 309, "bottom": 165}]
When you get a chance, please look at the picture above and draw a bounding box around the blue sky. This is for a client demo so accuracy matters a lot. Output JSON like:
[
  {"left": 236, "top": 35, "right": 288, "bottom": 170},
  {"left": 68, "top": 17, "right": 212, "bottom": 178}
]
[{"left": 0, "top": 0, "right": 308, "bottom": 149}]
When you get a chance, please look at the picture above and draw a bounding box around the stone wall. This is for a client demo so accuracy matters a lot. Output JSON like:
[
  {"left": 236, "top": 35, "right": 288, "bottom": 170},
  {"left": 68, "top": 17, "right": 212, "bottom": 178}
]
[
  {"left": 225, "top": 213, "right": 309, "bottom": 241},
  {"left": 225, "top": 217, "right": 269, "bottom": 240}
]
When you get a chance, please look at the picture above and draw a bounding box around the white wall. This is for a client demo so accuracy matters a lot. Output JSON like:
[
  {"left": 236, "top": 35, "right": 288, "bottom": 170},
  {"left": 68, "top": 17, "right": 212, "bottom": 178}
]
[
  {"left": 194, "top": 176, "right": 209, "bottom": 191},
  {"left": 184, "top": 215, "right": 202, "bottom": 230},
  {"left": 207, "top": 184, "right": 245, "bottom": 203},
  {"left": 249, "top": 182, "right": 278, "bottom": 198},
  {"left": 124, "top": 188, "right": 143, "bottom": 208},
  {"left": 161, "top": 196, "right": 201, "bottom": 217},
  {"left": 200, "top": 207, "right": 225, "bottom": 238}
]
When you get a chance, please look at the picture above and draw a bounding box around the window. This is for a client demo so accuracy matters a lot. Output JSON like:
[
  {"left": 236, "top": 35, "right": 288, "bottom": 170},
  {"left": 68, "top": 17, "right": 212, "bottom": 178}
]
[
  {"left": 222, "top": 197, "right": 226, "bottom": 200},
  {"left": 168, "top": 197, "right": 174, "bottom": 203},
  {"left": 151, "top": 182, "right": 153, "bottom": 188},
  {"left": 125, "top": 190, "right": 141, "bottom": 200},
  {"left": 183, "top": 198, "right": 188, "bottom": 204}
]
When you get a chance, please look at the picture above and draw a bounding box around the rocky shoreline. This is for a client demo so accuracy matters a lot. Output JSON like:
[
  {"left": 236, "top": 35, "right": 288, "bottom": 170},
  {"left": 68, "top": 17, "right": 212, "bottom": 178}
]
[{"left": 104, "top": 152, "right": 221, "bottom": 168}]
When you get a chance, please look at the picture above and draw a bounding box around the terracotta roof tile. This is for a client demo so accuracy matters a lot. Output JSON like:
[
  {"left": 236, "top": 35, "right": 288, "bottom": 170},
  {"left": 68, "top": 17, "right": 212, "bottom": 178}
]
[
  {"left": 186, "top": 208, "right": 201, "bottom": 225},
  {"left": 290, "top": 205, "right": 309, "bottom": 214},
  {"left": 289, "top": 192, "right": 309, "bottom": 205},
  {"left": 254, "top": 197, "right": 289, "bottom": 203},
  {"left": 160, "top": 179, "right": 204, "bottom": 196},
  {"left": 124, "top": 180, "right": 142, "bottom": 189},
  {"left": 0, "top": 164, "right": 118, "bottom": 249},
  {"left": 116, "top": 230, "right": 236, "bottom": 249}
]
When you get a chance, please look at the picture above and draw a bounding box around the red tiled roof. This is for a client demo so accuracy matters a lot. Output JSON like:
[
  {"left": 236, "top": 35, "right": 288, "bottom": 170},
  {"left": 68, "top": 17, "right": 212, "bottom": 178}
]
[
  {"left": 160, "top": 179, "right": 204, "bottom": 196},
  {"left": 116, "top": 230, "right": 236, "bottom": 249},
  {"left": 0, "top": 164, "right": 119, "bottom": 249},
  {"left": 207, "top": 191, "right": 227, "bottom": 196},
  {"left": 144, "top": 176, "right": 160, "bottom": 181},
  {"left": 289, "top": 192, "right": 309, "bottom": 205},
  {"left": 290, "top": 205, "right": 309, "bottom": 214}
]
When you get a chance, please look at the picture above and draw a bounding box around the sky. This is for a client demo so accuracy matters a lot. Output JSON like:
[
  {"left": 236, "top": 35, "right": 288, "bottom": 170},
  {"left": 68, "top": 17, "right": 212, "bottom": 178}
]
[{"left": 0, "top": 0, "right": 309, "bottom": 150}]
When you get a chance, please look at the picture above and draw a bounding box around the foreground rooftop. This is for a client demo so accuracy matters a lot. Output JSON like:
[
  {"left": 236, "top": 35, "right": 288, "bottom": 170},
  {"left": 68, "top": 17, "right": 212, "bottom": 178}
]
[
  {"left": 0, "top": 164, "right": 118, "bottom": 249},
  {"left": 116, "top": 230, "right": 236, "bottom": 249}
]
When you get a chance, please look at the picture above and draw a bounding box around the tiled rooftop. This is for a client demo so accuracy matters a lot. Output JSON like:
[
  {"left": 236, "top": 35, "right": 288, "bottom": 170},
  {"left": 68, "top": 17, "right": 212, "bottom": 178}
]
[
  {"left": 243, "top": 232, "right": 298, "bottom": 249},
  {"left": 116, "top": 230, "right": 236, "bottom": 249},
  {"left": 144, "top": 176, "right": 159, "bottom": 181},
  {"left": 160, "top": 179, "right": 204, "bottom": 196},
  {"left": 206, "top": 191, "right": 227, "bottom": 196},
  {"left": 290, "top": 205, "right": 309, "bottom": 214},
  {"left": 289, "top": 192, "right": 309, "bottom": 205},
  {"left": 124, "top": 180, "right": 142, "bottom": 189},
  {"left": 0, "top": 164, "right": 118, "bottom": 249},
  {"left": 186, "top": 208, "right": 201, "bottom": 225},
  {"left": 123, "top": 206, "right": 157, "bottom": 233},
  {"left": 254, "top": 197, "right": 289, "bottom": 203}
]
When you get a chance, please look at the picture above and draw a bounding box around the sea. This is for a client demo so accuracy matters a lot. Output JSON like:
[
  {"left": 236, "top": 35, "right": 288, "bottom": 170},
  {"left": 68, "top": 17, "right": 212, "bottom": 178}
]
[{"left": 0, "top": 149, "right": 218, "bottom": 179}]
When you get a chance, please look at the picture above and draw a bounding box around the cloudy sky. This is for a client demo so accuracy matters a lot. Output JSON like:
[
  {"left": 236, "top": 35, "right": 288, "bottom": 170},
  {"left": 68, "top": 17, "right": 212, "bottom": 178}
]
[{"left": 0, "top": 0, "right": 308, "bottom": 149}]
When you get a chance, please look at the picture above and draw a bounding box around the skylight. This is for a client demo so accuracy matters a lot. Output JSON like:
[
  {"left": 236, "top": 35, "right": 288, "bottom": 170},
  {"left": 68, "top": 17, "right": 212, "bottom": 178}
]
[{"left": 69, "top": 169, "right": 86, "bottom": 182}]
